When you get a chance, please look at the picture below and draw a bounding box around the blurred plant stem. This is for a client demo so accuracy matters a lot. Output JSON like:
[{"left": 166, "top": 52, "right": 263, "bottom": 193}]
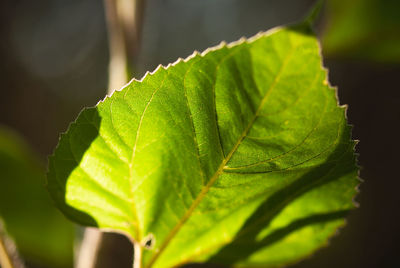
[
  {"left": 0, "top": 222, "right": 24, "bottom": 268},
  {"left": 0, "top": 234, "right": 14, "bottom": 268},
  {"left": 76, "top": 0, "right": 146, "bottom": 268},
  {"left": 104, "top": 0, "right": 146, "bottom": 95},
  {"left": 75, "top": 228, "right": 103, "bottom": 268}
]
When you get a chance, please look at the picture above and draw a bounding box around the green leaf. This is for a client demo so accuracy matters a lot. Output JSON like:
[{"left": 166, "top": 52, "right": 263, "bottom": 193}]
[
  {"left": 0, "top": 126, "right": 74, "bottom": 268},
  {"left": 48, "top": 25, "right": 358, "bottom": 268},
  {"left": 323, "top": 0, "right": 400, "bottom": 63}
]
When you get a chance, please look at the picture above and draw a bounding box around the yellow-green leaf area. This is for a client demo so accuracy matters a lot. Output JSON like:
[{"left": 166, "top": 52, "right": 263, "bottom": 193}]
[{"left": 47, "top": 25, "right": 358, "bottom": 268}]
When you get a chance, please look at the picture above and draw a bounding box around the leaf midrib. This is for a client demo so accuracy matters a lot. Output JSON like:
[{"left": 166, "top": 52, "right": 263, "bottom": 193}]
[
  {"left": 129, "top": 71, "right": 168, "bottom": 241},
  {"left": 145, "top": 41, "right": 297, "bottom": 267}
]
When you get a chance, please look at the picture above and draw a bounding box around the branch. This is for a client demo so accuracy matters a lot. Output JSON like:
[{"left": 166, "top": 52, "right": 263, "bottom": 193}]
[
  {"left": 104, "top": 0, "right": 146, "bottom": 95},
  {"left": 75, "top": 228, "right": 103, "bottom": 268},
  {"left": 0, "top": 222, "right": 24, "bottom": 268},
  {"left": 0, "top": 235, "right": 14, "bottom": 268}
]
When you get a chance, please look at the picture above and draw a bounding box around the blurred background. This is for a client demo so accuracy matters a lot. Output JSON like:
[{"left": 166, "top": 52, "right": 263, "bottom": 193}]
[{"left": 0, "top": 0, "right": 399, "bottom": 267}]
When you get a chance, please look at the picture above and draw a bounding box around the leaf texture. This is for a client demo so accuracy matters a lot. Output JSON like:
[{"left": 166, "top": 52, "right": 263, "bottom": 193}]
[{"left": 47, "top": 25, "right": 359, "bottom": 268}]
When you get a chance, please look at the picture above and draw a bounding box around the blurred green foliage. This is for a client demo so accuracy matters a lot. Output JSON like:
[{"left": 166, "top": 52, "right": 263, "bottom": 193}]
[
  {"left": 323, "top": 0, "right": 400, "bottom": 63},
  {"left": 0, "top": 126, "right": 74, "bottom": 268}
]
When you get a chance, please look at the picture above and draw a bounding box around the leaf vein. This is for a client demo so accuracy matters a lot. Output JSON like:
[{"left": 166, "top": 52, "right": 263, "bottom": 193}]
[{"left": 146, "top": 40, "right": 299, "bottom": 268}]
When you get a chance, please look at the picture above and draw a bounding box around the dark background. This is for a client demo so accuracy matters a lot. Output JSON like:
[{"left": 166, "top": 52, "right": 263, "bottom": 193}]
[{"left": 1, "top": 0, "right": 399, "bottom": 267}]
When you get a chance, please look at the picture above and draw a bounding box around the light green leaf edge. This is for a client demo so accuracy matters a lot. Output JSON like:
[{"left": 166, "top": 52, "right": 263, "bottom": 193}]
[{"left": 47, "top": 25, "right": 359, "bottom": 268}]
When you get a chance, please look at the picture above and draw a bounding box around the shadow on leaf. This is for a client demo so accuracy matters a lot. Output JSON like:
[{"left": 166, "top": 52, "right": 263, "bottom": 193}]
[{"left": 47, "top": 108, "right": 100, "bottom": 227}]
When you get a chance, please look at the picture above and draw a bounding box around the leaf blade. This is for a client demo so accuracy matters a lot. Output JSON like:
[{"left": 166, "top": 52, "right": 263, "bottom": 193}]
[{"left": 48, "top": 25, "right": 359, "bottom": 268}]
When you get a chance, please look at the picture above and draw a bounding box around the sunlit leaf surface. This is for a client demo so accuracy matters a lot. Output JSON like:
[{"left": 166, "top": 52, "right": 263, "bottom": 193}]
[{"left": 48, "top": 25, "right": 358, "bottom": 268}]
